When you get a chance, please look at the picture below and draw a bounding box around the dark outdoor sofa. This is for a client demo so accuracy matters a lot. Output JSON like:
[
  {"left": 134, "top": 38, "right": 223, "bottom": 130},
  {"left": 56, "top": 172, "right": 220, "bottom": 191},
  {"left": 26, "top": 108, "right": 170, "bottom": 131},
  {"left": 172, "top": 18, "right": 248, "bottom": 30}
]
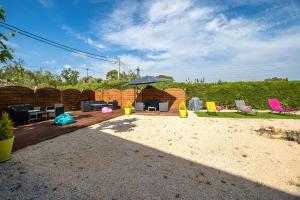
[
  {"left": 6, "top": 104, "right": 34, "bottom": 125},
  {"left": 81, "top": 101, "right": 108, "bottom": 112}
]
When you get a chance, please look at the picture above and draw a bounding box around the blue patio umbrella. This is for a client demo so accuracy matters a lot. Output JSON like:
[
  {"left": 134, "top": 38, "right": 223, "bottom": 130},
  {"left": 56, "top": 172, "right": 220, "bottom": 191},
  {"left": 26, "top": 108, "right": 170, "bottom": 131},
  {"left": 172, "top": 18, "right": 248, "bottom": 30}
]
[
  {"left": 127, "top": 76, "right": 168, "bottom": 85},
  {"left": 126, "top": 76, "right": 168, "bottom": 104}
]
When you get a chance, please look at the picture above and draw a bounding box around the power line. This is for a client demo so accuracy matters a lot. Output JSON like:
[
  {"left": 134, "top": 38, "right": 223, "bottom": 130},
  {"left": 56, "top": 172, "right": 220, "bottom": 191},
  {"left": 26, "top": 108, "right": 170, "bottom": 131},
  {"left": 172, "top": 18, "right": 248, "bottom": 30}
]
[
  {"left": 119, "top": 60, "right": 132, "bottom": 73},
  {"left": 0, "top": 22, "right": 137, "bottom": 77},
  {"left": 0, "top": 22, "right": 116, "bottom": 63},
  {"left": 16, "top": 65, "right": 105, "bottom": 77}
]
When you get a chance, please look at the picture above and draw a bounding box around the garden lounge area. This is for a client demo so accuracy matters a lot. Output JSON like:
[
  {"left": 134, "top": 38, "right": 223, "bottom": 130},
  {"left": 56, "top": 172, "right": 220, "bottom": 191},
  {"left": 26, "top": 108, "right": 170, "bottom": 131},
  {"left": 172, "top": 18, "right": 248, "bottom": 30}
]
[
  {"left": 1, "top": 85, "right": 300, "bottom": 199},
  {"left": 0, "top": 85, "right": 185, "bottom": 151}
]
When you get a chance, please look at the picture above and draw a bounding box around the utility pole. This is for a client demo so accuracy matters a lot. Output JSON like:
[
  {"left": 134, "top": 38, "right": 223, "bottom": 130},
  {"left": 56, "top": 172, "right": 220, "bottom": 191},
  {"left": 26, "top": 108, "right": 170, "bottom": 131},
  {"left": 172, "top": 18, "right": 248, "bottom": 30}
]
[
  {"left": 117, "top": 57, "right": 120, "bottom": 80},
  {"left": 136, "top": 66, "right": 140, "bottom": 77},
  {"left": 86, "top": 68, "right": 89, "bottom": 77}
]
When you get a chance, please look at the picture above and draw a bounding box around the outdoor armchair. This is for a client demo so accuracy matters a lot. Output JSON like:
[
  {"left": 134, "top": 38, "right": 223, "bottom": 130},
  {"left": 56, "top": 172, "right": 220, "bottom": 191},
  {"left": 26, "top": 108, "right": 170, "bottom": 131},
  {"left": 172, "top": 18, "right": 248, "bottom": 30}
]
[
  {"left": 159, "top": 101, "right": 169, "bottom": 112},
  {"left": 81, "top": 101, "right": 91, "bottom": 112},
  {"left": 235, "top": 100, "right": 254, "bottom": 113},
  {"left": 206, "top": 102, "right": 221, "bottom": 112},
  {"left": 135, "top": 102, "right": 145, "bottom": 111},
  {"left": 268, "top": 99, "right": 294, "bottom": 113},
  {"left": 46, "top": 103, "right": 64, "bottom": 118}
]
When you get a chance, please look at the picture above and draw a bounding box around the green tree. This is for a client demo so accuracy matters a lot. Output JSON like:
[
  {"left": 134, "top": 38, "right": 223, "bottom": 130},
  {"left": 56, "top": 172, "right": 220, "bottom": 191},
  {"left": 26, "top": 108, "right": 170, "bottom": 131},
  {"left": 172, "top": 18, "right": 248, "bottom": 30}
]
[
  {"left": 158, "top": 74, "right": 174, "bottom": 82},
  {"left": 106, "top": 69, "right": 118, "bottom": 80},
  {"left": 60, "top": 68, "right": 79, "bottom": 85},
  {"left": 80, "top": 76, "right": 102, "bottom": 83},
  {"left": 0, "top": 5, "right": 14, "bottom": 63},
  {"left": 32, "top": 69, "right": 62, "bottom": 87},
  {"left": 125, "top": 71, "right": 139, "bottom": 81},
  {"left": 0, "top": 59, "right": 26, "bottom": 85},
  {"left": 264, "top": 77, "right": 288, "bottom": 81}
]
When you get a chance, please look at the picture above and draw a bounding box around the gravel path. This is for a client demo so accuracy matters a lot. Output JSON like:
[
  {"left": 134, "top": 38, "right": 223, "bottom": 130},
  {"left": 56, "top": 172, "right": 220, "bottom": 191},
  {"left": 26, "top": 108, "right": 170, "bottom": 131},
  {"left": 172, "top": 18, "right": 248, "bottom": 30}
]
[{"left": 1, "top": 112, "right": 300, "bottom": 200}]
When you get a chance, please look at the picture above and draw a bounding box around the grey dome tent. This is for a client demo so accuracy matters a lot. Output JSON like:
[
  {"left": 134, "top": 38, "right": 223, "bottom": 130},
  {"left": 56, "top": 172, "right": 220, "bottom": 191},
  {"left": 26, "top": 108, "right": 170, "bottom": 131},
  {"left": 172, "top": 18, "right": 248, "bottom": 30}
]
[{"left": 188, "top": 97, "right": 203, "bottom": 111}]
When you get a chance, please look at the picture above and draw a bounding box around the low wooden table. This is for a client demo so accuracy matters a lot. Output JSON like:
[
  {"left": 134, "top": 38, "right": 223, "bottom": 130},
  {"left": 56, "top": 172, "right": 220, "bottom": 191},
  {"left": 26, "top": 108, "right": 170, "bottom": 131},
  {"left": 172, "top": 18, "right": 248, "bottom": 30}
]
[
  {"left": 147, "top": 106, "right": 157, "bottom": 111},
  {"left": 28, "top": 110, "right": 47, "bottom": 123},
  {"left": 90, "top": 103, "right": 107, "bottom": 111}
]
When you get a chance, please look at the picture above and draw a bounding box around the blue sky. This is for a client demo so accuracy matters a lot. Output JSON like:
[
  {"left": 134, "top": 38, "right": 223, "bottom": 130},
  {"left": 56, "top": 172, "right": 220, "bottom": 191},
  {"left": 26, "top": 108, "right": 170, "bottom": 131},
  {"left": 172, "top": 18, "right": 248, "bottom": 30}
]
[{"left": 1, "top": 0, "right": 300, "bottom": 82}]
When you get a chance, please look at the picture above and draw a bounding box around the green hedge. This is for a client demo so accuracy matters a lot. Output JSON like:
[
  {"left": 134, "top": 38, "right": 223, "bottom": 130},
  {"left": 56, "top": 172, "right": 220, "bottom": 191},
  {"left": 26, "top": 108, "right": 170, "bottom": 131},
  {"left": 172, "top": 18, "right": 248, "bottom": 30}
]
[
  {"left": 184, "top": 81, "right": 300, "bottom": 109},
  {"left": 148, "top": 81, "right": 300, "bottom": 110},
  {"left": 17, "top": 80, "right": 300, "bottom": 110}
]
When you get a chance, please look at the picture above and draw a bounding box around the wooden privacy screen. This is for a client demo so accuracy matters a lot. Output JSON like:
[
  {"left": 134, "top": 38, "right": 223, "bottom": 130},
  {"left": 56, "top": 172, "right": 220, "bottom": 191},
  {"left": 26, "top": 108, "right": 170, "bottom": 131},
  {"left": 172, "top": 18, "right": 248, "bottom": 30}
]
[
  {"left": 95, "top": 90, "right": 103, "bottom": 101},
  {"left": 95, "top": 88, "right": 186, "bottom": 110},
  {"left": 137, "top": 87, "right": 185, "bottom": 110},
  {"left": 0, "top": 86, "right": 35, "bottom": 112},
  {"left": 35, "top": 87, "right": 61, "bottom": 110},
  {"left": 102, "top": 89, "right": 122, "bottom": 104},
  {"left": 61, "top": 89, "right": 81, "bottom": 111},
  {"left": 121, "top": 89, "right": 137, "bottom": 108},
  {"left": 164, "top": 88, "right": 186, "bottom": 110},
  {"left": 0, "top": 86, "right": 185, "bottom": 112},
  {"left": 81, "top": 90, "right": 95, "bottom": 101}
]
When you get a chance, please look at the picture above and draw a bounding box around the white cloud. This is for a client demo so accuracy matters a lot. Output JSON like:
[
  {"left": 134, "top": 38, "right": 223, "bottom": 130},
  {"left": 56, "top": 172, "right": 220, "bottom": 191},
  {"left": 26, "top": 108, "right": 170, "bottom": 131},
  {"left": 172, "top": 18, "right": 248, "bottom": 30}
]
[
  {"left": 61, "top": 25, "right": 105, "bottom": 50},
  {"left": 146, "top": 52, "right": 170, "bottom": 60},
  {"left": 99, "top": 0, "right": 300, "bottom": 81},
  {"left": 37, "top": 0, "right": 54, "bottom": 8},
  {"left": 63, "top": 64, "right": 72, "bottom": 69},
  {"left": 148, "top": 0, "right": 192, "bottom": 23},
  {"left": 86, "top": 38, "right": 105, "bottom": 49},
  {"left": 43, "top": 59, "right": 56, "bottom": 65}
]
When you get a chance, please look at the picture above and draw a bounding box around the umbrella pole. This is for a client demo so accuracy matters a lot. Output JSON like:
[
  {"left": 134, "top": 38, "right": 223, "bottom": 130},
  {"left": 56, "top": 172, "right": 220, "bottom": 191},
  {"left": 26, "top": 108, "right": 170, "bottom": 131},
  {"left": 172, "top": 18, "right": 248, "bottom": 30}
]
[{"left": 135, "top": 85, "right": 137, "bottom": 103}]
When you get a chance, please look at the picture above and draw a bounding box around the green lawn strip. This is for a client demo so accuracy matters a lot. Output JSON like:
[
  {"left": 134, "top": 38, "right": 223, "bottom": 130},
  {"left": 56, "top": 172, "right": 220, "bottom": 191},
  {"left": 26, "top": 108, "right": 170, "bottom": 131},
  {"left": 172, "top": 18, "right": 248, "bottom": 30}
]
[{"left": 195, "top": 111, "right": 300, "bottom": 119}]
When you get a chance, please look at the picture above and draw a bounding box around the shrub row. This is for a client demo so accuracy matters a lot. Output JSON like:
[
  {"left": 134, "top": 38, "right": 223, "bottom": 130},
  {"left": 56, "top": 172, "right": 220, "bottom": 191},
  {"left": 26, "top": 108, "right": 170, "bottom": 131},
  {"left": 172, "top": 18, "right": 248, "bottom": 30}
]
[
  {"left": 191, "top": 81, "right": 299, "bottom": 109},
  {"left": 15, "top": 80, "right": 300, "bottom": 110},
  {"left": 151, "top": 81, "right": 300, "bottom": 109}
]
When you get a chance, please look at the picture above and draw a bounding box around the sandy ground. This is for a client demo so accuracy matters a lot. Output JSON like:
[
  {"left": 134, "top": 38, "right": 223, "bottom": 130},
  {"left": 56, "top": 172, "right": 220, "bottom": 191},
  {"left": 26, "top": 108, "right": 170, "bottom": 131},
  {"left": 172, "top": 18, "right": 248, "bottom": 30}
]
[{"left": 1, "top": 111, "right": 300, "bottom": 200}]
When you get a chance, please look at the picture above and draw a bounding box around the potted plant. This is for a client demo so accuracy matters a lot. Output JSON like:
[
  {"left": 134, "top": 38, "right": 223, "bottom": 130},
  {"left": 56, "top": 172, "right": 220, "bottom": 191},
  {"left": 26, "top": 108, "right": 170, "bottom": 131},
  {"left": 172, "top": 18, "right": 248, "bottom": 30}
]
[
  {"left": 124, "top": 101, "right": 132, "bottom": 115},
  {"left": 179, "top": 101, "right": 188, "bottom": 118},
  {"left": 0, "top": 112, "right": 14, "bottom": 162}
]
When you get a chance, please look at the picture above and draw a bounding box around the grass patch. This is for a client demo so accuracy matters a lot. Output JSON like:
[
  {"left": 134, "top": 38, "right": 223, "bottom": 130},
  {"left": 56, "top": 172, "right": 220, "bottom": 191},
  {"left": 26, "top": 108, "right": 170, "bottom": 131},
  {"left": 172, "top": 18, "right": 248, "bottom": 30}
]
[{"left": 195, "top": 112, "right": 300, "bottom": 119}]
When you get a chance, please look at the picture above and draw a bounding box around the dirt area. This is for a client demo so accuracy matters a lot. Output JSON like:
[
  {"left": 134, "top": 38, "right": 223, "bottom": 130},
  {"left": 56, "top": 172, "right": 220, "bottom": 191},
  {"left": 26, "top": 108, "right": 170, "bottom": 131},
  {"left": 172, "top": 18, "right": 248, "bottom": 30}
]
[{"left": 1, "top": 111, "right": 300, "bottom": 199}]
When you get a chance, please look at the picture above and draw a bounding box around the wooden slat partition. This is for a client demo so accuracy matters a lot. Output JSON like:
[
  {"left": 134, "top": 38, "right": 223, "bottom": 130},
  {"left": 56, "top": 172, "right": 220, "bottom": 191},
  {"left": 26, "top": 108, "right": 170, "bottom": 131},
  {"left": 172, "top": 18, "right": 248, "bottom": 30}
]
[
  {"left": 121, "top": 89, "right": 137, "bottom": 108},
  {"left": 95, "top": 90, "right": 103, "bottom": 101},
  {"left": 81, "top": 90, "right": 95, "bottom": 101},
  {"left": 164, "top": 88, "right": 186, "bottom": 110},
  {"left": 35, "top": 87, "right": 61, "bottom": 109},
  {"left": 135, "top": 87, "right": 185, "bottom": 110},
  {"left": 0, "top": 86, "right": 185, "bottom": 112},
  {"left": 103, "top": 89, "right": 122, "bottom": 105},
  {"left": 61, "top": 89, "right": 81, "bottom": 111},
  {"left": 0, "top": 86, "right": 35, "bottom": 112}
]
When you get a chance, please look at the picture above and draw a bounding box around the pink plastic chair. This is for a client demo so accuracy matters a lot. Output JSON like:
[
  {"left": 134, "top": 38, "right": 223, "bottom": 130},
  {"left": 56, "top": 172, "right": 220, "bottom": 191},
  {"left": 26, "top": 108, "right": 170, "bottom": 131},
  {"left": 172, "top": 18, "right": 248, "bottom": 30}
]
[
  {"left": 268, "top": 99, "right": 294, "bottom": 113},
  {"left": 216, "top": 105, "right": 222, "bottom": 112},
  {"left": 101, "top": 107, "right": 112, "bottom": 113}
]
